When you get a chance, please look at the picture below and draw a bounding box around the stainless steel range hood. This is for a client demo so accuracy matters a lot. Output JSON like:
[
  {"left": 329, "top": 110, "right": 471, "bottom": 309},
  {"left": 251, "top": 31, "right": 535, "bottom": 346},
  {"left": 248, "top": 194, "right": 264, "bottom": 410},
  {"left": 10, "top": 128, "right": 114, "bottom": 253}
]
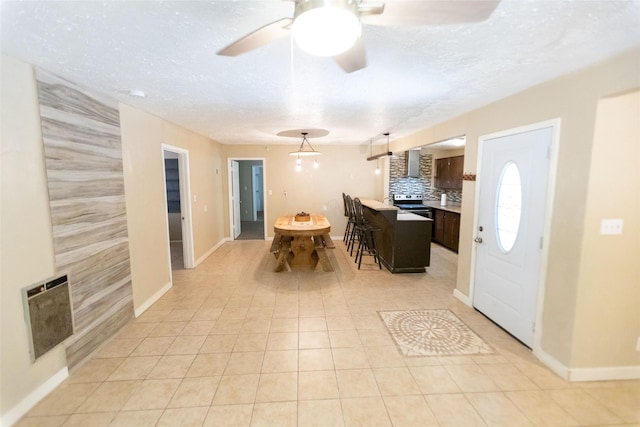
[{"left": 406, "top": 149, "right": 420, "bottom": 177}]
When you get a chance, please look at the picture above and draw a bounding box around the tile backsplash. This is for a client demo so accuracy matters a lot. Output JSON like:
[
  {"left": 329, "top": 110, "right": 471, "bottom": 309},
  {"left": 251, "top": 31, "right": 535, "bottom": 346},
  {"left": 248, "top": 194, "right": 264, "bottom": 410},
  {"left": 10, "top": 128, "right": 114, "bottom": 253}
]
[{"left": 389, "top": 152, "right": 462, "bottom": 203}]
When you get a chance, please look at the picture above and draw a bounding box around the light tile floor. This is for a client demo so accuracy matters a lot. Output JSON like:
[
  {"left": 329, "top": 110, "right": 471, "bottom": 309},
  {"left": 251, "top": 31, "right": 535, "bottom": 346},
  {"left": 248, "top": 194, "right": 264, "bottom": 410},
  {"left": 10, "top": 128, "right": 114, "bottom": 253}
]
[{"left": 17, "top": 241, "right": 640, "bottom": 426}]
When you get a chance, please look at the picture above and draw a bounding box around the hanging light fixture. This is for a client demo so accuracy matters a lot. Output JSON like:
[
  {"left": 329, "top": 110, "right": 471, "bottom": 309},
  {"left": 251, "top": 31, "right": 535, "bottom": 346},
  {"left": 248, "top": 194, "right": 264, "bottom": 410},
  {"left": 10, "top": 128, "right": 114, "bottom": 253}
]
[
  {"left": 291, "top": 132, "right": 320, "bottom": 171},
  {"left": 367, "top": 132, "right": 392, "bottom": 161},
  {"left": 292, "top": 0, "right": 361, "bottom": 57},
  {"left": 369, "top": 139, "right": 381, "bottom": 174},
  {"left": 289, "top": 132, "right": 321, "bottom": 156}
]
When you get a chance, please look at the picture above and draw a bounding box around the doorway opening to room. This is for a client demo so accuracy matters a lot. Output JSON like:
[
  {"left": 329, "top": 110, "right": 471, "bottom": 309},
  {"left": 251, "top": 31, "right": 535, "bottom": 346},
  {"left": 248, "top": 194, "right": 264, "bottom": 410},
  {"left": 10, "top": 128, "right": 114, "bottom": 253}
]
[
  {"left": 390, "top": 136, "right": 466, "bottom": 281},
  {"left": 162, "top": 145, "right": 195, "bottom": 271},
  {"left": 228, "top": 158, "right": 266, "bottom": 240}
]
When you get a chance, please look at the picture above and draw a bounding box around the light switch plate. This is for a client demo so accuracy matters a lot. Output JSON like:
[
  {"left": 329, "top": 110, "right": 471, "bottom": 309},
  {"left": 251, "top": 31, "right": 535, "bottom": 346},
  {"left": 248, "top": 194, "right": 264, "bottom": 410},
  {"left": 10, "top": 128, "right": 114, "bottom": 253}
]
[{"left": 600, "top": 219, "right": 623, "bottom": 235}]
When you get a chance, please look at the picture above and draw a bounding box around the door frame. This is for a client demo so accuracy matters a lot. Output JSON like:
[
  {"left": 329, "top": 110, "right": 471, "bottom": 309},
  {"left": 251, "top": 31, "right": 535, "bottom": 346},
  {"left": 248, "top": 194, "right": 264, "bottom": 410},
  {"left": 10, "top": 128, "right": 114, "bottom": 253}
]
[
  {"left": 227, "top": 157, "right": 267, "bottom": 240},
  {"left": 468, "top": 118, "right": 561, "bottom": 354},
  {"left": 161, "top": 144, "right": 195, "bottom": 269},
  {"left": 251, "top": 164, "right": 264, "bottom": 221}
]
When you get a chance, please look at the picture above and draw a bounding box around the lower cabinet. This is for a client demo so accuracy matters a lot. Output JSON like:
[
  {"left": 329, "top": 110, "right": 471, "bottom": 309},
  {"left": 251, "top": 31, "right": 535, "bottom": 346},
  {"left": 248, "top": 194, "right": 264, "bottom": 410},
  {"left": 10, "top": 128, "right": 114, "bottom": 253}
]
[{"left": 432, "top": 209, "right": 460, "bottom": 253}]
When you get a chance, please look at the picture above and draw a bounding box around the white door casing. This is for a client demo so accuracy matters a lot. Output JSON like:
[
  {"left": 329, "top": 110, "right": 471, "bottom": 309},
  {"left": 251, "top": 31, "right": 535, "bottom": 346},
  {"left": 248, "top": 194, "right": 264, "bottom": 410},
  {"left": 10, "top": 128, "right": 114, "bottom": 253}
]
[
  {"left": 472, "top": 124, "right": 554, "bottom": 347},
  {"left": 231, "top": 160, "right": 241, "bottom": 239},
  {"left": 161, "top": 144, "right": 195, "bottom": 269},
  {"left": 252, "top": 165, "right": 263, "bottom": 220},
  {"left": 228, "top": 158, "right": 267, "bottom": 241}
]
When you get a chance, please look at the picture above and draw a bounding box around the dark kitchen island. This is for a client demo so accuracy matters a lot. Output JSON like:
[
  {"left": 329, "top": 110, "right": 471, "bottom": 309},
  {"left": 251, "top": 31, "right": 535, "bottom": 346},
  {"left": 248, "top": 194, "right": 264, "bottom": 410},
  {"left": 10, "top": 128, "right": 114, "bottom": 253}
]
[{"left": 359, "top": 199, "right": 432, "bottom": 273}]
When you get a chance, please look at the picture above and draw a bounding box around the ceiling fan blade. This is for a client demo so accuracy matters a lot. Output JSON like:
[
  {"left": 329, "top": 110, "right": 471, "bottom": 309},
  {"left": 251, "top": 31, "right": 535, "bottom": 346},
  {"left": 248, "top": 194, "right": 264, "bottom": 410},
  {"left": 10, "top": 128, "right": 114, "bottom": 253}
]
[
  {"left": 218, "top": 17, "right": 293, "bottom": 56},
  {"left": 357, "top": 2, "right": 385, "bottom": 17},
  {"left": 333, "top": 37, "right": 367, "bottom": 73},
  {"left": 360, "top": 0, "right": 500, "bottom": 26}
]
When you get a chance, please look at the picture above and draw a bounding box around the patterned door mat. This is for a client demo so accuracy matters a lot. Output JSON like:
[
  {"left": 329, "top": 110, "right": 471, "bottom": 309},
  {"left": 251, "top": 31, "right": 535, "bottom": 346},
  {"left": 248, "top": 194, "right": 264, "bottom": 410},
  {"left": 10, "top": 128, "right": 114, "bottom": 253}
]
[{"left": 378, "top": 309, "right": 493, "bottom": 357}]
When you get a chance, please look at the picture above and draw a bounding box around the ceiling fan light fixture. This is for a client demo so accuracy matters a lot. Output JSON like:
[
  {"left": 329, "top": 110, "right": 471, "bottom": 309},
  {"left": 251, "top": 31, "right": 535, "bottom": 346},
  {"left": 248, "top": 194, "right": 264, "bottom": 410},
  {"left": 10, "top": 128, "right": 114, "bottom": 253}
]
[{"left": 293, "top": 1, "right": 361, "bottom": 57}]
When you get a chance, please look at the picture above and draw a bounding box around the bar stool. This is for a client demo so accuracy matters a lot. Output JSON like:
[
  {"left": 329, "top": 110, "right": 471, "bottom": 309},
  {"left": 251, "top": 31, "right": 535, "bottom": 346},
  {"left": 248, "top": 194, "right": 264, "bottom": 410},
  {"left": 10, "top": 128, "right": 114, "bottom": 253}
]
[
  {"left": 352, "top": 198, "right": 382, "bottom": 270},
  {"left": 345, "top": 195, "right": 359, "bottom": 254},
  {"left": 342, "top": 193, "right": 355, "bottom": 244}
]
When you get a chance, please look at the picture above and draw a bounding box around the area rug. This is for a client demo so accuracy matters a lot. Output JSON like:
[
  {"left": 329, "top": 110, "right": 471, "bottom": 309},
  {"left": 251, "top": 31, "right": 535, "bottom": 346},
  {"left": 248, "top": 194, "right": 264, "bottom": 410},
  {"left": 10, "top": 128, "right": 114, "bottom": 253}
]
[{"left": 378, "top": 309, "right": 493, "bottom": 357}]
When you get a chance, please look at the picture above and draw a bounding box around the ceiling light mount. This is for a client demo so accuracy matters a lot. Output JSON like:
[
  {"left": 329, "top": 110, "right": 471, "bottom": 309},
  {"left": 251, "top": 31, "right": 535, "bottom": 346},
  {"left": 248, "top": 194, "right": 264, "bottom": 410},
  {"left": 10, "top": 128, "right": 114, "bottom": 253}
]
[
  {"left": 367, "top": 132, "right": 392, "bottom": 161},
  {"left": 289, "top": 132, "right": 321, "bottom": 156}
]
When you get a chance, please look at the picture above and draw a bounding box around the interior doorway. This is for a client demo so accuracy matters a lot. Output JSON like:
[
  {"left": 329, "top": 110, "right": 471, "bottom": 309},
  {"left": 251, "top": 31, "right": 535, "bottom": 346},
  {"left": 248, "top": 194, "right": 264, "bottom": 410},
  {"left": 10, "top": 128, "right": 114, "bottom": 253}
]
[
  {"left": 162, "top": 145, "right": 194, "bottom": 271},
  {"left": 228, "top": 158, "right": 266, "bottom": 240}
]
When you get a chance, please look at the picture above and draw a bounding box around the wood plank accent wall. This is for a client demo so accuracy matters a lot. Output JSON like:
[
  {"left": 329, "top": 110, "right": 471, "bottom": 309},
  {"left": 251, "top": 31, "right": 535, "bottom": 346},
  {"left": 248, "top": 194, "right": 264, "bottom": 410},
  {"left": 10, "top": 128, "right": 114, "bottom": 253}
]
[{"left": 36, "top": 69, "right": 134, "bottom": 368}]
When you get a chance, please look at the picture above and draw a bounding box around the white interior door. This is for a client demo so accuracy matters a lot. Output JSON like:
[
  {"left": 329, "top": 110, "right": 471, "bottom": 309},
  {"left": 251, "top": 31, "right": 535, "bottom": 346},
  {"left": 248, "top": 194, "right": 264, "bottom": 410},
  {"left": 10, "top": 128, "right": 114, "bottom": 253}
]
[
  {"left": 162, "top": 145, "right": 194, "bottom": 269},
  {"left": 473, "top": 125, "right": 553, "bottom": 346},
  {"left": 252, "top": 165, "right": 263, "bottom": 218},
  {"left": 231, "top": 160, "right": 241, "bottom": 239}
]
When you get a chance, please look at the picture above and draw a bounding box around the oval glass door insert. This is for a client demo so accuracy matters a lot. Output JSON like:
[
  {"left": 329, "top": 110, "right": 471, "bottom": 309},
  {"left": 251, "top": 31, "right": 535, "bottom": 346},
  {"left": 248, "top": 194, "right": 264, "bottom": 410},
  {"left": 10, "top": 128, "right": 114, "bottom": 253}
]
[{"left": 495, "top": 162, "right": 522, "bottom": 252}]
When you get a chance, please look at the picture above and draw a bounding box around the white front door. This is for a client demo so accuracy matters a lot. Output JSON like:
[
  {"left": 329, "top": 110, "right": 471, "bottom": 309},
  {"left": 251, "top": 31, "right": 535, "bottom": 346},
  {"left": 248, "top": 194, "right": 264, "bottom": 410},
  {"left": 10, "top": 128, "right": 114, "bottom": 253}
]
[
  {"left": 473, "top": 124, "right": 553, "bottom": 346},
  {"left": 231, "top": 160, "right": 241, "bottom": 239}
]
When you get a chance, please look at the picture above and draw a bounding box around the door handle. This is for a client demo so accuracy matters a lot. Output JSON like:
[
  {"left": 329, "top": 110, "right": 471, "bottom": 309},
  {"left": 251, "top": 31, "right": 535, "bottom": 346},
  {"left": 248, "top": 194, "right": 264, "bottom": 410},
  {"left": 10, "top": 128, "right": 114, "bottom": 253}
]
[{"left": 474, "top": 237, "right": 483, "bottom": 243}]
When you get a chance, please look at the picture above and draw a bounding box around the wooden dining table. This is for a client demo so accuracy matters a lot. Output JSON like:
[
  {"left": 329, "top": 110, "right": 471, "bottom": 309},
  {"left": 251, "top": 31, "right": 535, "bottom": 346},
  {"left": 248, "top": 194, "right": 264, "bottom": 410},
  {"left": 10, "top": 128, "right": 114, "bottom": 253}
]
[{"left": 271, "top": 214, "right": 335, "bottom": 272}]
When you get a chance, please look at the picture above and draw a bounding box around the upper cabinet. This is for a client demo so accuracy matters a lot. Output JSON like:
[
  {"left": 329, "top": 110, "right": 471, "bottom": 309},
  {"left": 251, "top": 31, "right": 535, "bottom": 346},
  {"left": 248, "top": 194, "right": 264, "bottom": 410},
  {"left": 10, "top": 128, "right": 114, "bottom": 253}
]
[{"left": 435, "top": 155, "right": 464, "bottom": 189}]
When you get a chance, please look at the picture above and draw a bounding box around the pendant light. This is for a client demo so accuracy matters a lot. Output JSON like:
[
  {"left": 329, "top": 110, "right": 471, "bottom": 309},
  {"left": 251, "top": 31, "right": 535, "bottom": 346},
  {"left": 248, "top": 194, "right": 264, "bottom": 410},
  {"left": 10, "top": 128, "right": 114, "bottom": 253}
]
[
  {"left": 369, "top": 139, "right": 381, "bottom": 174},
  {"left": 290, "top": 132, "right": 320, "bottom": 172},
  {"left": 367, "top": 132, "right": 392, "bottom": 161}
]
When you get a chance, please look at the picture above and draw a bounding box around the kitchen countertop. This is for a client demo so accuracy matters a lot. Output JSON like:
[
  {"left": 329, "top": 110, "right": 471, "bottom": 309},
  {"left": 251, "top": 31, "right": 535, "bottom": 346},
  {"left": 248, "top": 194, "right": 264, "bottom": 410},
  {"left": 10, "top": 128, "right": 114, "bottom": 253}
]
[
  {"left": 424, "top": 201, "right": 462, "bottom": 214},
  {"left": 358, "top": 198, "right": 397, "bottom": 211},
  {"left": 360, "top": 199, "right": 431, "bottom": 221}
]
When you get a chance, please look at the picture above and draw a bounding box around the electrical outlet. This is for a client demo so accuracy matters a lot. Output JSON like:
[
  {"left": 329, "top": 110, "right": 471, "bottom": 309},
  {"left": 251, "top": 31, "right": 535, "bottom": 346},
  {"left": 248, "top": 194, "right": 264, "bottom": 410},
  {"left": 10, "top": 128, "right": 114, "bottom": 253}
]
[
  {"left": 268, "top": 189, "right": 273, "bottom": 196},
  {"left": 204, "top": 205, "right": 207, "bottom": 212},
  {"left": 600, "top": 219, "right": 623, "bottom": 235}
]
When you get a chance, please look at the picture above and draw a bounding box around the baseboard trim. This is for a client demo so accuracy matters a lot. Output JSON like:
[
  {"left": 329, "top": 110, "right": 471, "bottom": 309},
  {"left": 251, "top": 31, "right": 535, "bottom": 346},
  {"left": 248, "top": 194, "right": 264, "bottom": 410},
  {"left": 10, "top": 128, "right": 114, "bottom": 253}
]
[
  {"left": 453, "top": 289, "right": 472, "bottom": 306},
  {"left": 134, "top": 281, "right": 172, "bottom": 318},
  {"left": 568, "top": 365, "right": 640, "bottom": 382},
  {"left": 2, "top": 366, "right": 68, "bottom": 427},
  {"left": 533, "top": 346, "right": 570, "bottom": 380},
  {"left": 195, "top": 238, "right": 228, "bottom": 267}
]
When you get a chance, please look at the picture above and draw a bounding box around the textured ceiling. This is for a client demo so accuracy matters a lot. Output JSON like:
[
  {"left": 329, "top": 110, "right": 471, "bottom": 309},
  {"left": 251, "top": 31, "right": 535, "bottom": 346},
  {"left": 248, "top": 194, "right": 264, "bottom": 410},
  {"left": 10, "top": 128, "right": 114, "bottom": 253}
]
[{"left": 2, "top": 0, "right": 639, "bottom": 146}]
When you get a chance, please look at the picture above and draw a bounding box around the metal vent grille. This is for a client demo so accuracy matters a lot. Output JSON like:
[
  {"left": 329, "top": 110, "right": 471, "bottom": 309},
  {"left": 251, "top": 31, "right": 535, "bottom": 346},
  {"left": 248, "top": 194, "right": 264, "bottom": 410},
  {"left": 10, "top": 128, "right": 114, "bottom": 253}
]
[{"left": 22, "top": 274, "right": 74, "bottom": 361}]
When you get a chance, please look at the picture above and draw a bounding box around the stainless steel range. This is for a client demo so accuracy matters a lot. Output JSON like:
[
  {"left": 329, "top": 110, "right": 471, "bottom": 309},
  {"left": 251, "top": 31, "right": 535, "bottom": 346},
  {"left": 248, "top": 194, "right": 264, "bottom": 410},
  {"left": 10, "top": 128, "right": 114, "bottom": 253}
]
[{"left": 393, "top": 194, "right": 433, "bottom": 219}]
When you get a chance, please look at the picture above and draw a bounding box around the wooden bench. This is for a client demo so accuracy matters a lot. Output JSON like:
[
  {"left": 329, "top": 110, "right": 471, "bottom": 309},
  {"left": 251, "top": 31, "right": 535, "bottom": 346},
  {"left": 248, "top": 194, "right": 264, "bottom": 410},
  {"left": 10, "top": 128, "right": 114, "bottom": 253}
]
[
  {"left": 321, "top": 234, "right": 336, "bottom": 249},
  {"left": 271, "top": 233, "right": 292, "bottom": 272},
  {"left": 313, "top": 234, "right": 335, "bottom": 272}
]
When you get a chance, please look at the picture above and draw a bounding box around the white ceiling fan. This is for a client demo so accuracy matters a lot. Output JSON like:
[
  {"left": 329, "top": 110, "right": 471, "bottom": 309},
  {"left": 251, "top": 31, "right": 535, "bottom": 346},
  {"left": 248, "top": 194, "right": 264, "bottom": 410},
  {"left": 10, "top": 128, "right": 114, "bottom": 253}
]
[{"left": 218, "top": 0, "right": 501, "bottom": 73}]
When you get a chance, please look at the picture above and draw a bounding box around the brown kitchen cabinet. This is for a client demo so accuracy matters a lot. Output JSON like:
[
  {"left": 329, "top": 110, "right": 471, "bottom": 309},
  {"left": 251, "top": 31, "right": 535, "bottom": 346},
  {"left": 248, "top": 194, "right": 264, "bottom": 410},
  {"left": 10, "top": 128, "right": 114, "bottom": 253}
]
[
  {"left": 435, "top": 155, "right": 464, "bottom": 189},
  {"left": 432, "top": 208, "right": 460, "bottom": 252}
]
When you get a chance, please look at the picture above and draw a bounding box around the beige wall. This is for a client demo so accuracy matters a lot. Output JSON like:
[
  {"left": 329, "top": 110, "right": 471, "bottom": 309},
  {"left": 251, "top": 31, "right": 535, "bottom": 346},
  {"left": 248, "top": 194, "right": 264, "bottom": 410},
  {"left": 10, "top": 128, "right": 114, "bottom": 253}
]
[
  {"left": 221, "top": 144, "right": 383, "bottom": 238},
  {"left": 390, "top": 48, "right": 640, "bottom": 370},
  {"left": 120, "top": 104, "right": 226, "bottom": 310},
  {"left": 1, "top": 56, "right": 68, "bottom": 419},
  {"left": 572, "top": 90, "right": 640, "bottom": 369}
]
